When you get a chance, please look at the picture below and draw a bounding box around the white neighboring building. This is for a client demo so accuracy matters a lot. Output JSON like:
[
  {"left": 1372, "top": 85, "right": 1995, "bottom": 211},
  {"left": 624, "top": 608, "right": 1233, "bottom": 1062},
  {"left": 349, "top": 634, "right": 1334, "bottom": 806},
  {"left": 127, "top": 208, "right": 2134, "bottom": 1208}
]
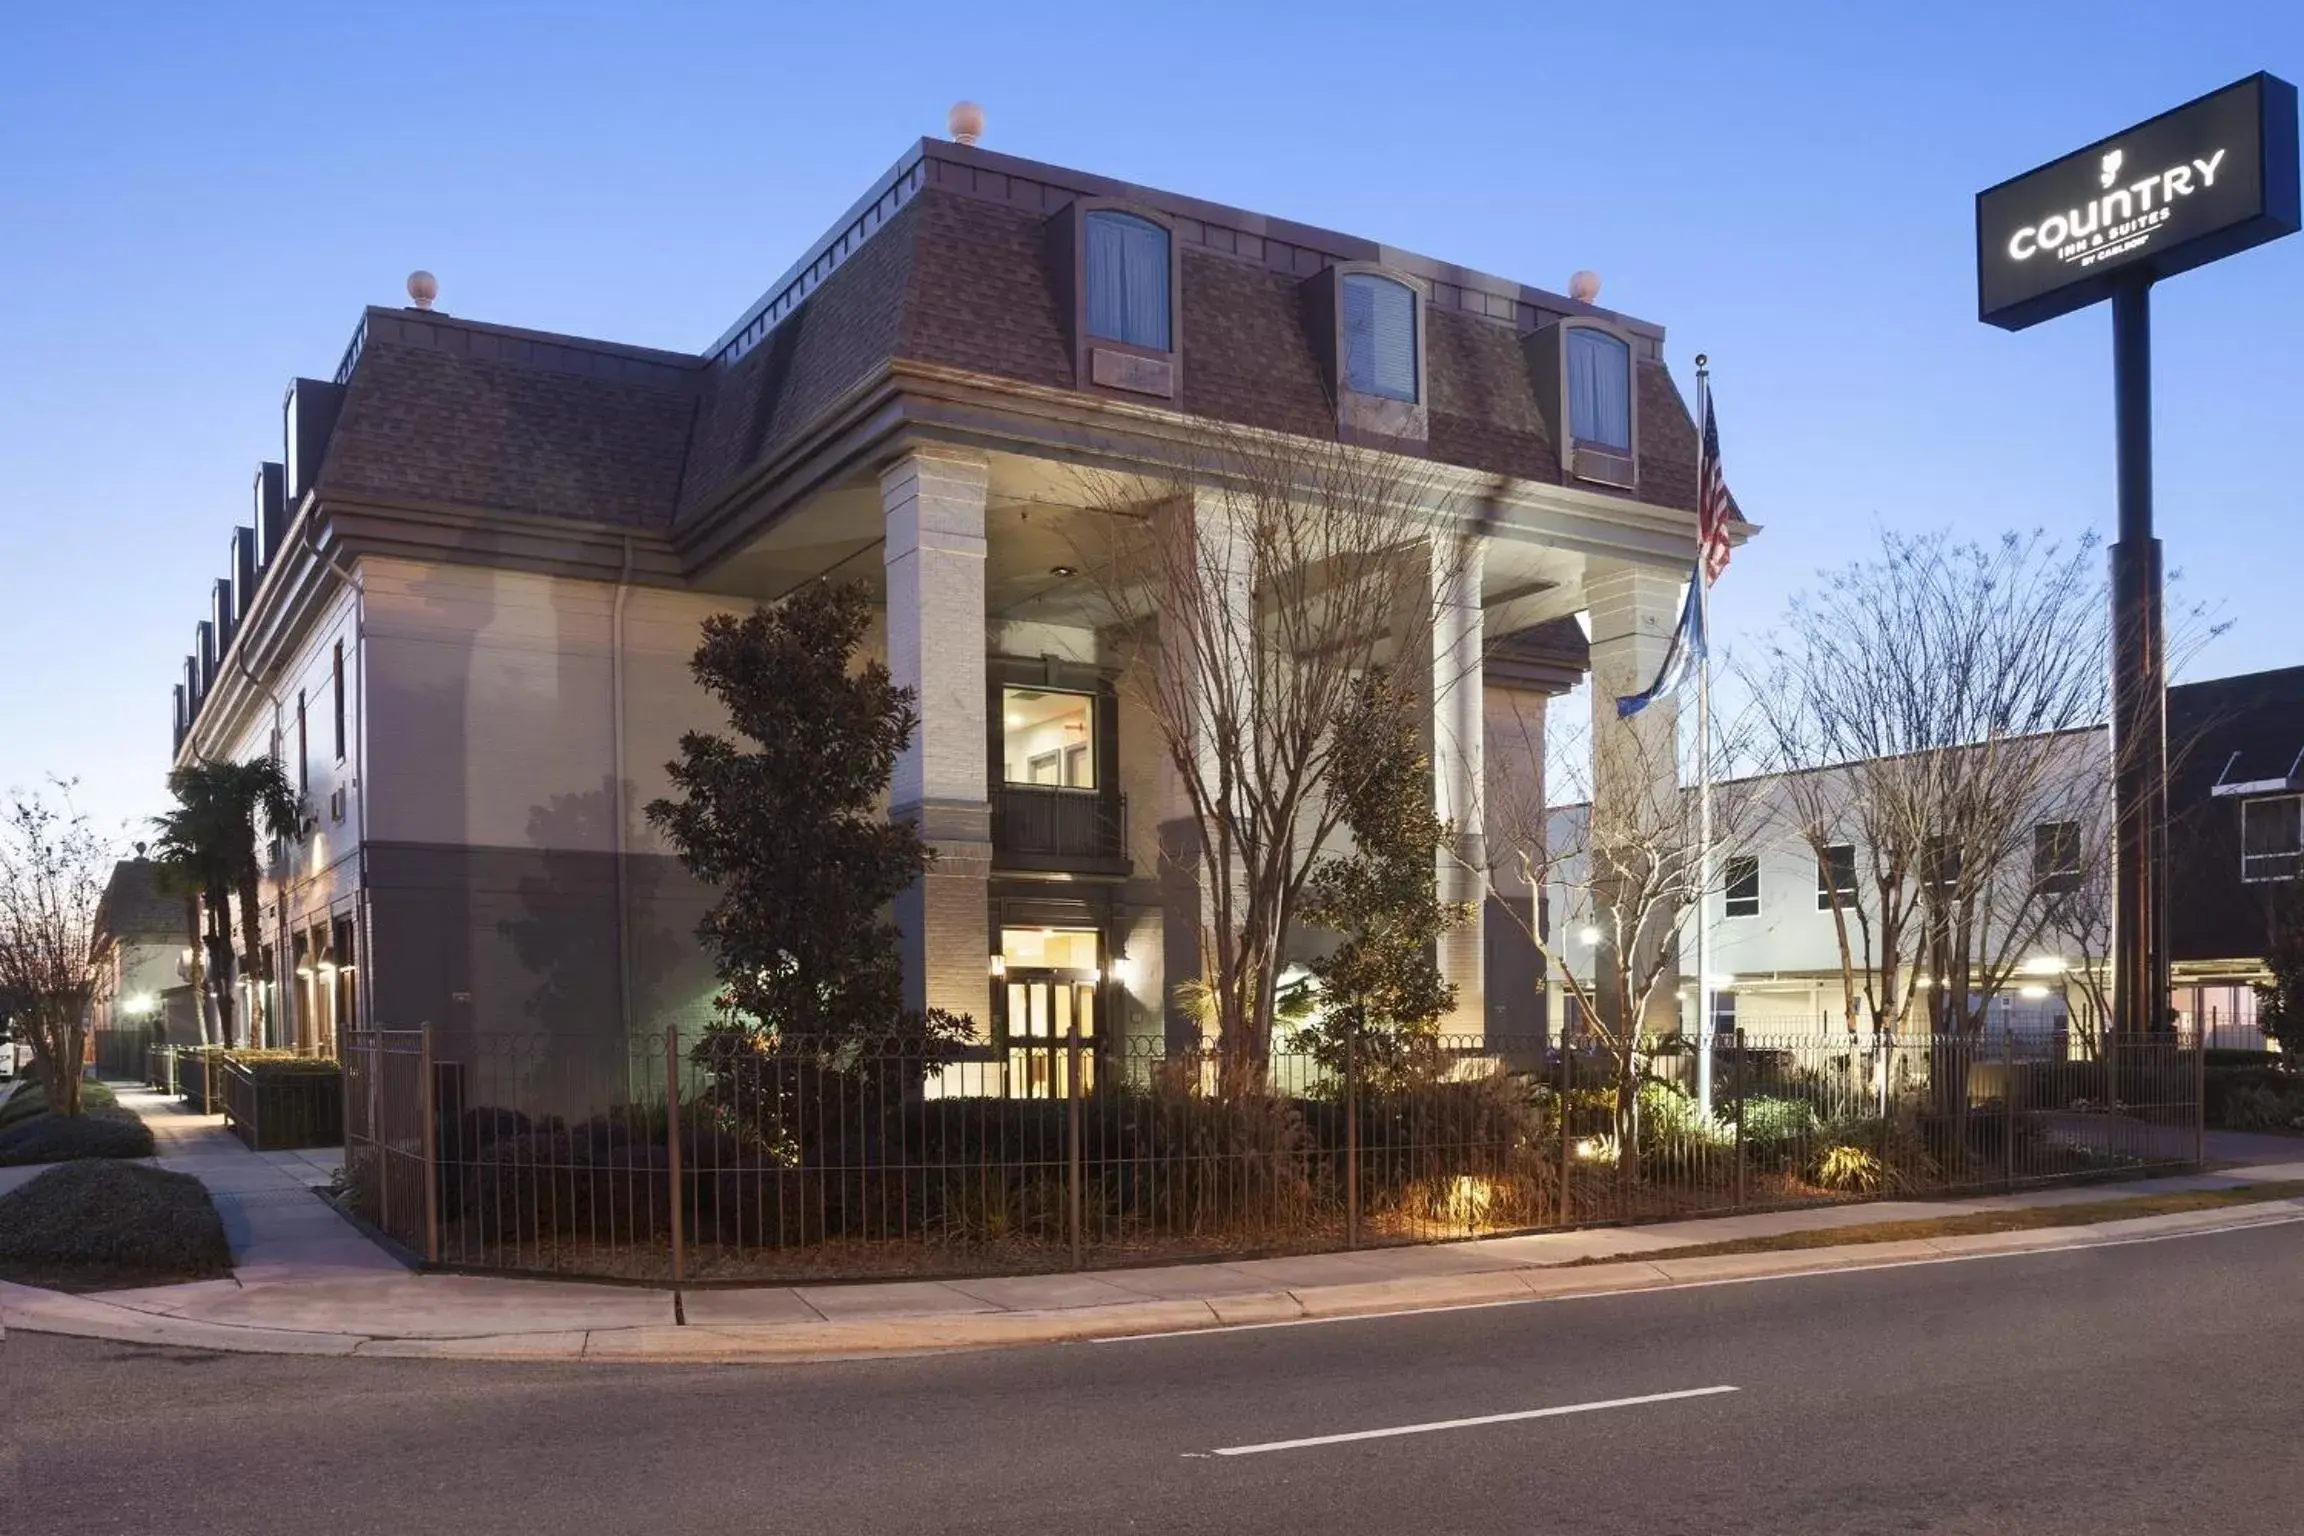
[
  {"left": 1543, "top": 728, "right": 2109, "bottom": 1045},
  {"left": 1542, "top": 664, "right": 2304, "bottom": 1051}
]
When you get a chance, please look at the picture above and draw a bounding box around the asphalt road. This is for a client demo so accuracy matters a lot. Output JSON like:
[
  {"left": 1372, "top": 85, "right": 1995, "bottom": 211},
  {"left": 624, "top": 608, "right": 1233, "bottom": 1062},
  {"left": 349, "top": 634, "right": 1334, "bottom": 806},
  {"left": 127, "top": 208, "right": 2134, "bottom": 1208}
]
[{"left": 7, "top": 1221, "right": 2303, "bottom": 1535}]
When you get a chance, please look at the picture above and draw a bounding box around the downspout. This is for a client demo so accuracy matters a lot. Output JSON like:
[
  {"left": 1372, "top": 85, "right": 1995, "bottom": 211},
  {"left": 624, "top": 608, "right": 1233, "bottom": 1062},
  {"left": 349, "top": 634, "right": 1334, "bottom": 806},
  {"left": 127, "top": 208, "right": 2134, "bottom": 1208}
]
[{"left": 613, "top": 535, "right": 635, "bottom": 1037}]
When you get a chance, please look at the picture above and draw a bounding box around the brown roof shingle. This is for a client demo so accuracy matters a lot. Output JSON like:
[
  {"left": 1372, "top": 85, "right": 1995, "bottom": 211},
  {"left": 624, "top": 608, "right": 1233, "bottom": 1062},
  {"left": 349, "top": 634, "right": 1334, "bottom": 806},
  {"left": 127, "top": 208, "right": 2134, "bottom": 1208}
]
[
  {"left": 323, "top": 341, "right": 698, "bottom": 527},
  {"left": 323, "top": 184, "right": 1702, "bottom": 533}
]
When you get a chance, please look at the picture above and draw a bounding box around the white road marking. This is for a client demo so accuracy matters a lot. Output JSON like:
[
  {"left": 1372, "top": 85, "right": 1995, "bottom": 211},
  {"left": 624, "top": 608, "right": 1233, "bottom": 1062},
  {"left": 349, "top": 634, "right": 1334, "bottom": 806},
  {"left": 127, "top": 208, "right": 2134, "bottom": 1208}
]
[
  {"left": 1094, "top": 1210, "right": 2304, "bottom": 1344},
  {"left": 1205, "top": 1385, "right": 1740, "bottom": 1457}
]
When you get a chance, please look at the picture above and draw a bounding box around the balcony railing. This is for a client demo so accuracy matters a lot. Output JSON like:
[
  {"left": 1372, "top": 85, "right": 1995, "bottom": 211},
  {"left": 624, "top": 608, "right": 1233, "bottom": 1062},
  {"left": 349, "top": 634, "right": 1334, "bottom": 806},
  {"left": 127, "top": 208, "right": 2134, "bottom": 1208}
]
[{"left": 992, "top": 785, "right": 1126, "bottom": 863}]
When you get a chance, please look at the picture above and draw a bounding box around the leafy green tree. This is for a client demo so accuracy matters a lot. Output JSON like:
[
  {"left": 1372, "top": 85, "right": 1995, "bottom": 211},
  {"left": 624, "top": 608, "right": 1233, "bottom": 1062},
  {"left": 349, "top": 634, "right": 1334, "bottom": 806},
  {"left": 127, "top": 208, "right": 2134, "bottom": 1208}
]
[
  {"left": 647, "top": 581, "right": 972, "bottom": 1070},
  {"left": 1295, "top": 673, "right": 1468, "bottom": 1085},
  {"left": 2258, "top": 893, "right": 2304, "bottom": 1058},
  {"left": 152, "top": 758, "right": 301, "bottom": 1049}
]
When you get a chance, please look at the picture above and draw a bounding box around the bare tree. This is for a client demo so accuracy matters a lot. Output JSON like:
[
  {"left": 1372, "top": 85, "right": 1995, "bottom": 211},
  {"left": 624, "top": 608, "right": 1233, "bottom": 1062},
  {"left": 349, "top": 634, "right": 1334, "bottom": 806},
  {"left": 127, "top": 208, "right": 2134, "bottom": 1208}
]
[
  {"left": 1749, "top": 531, "right": 2114, "bottom": 1052},
  {"left": 0, "top": 784, "right": 112, "bottom": 1117},
  {"left": 1748, "top": 527, "right": 2223, "bottom": 1145},
  {"left": 1073, "top": 424, "right": 1466, "bottom": 1080},
  {"left": 1476, "top": 709, "right": 1753, "bottom": 1178}
]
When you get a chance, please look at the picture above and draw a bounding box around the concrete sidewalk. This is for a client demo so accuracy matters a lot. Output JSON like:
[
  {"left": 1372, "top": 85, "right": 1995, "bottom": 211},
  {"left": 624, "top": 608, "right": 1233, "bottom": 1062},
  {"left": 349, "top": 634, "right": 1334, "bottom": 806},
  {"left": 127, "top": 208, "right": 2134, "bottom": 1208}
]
[
  {"left": 118, "top": 1084, "right": 403, "bottom": 1284},
  {"left": 6, "top": 1114, "right": 2303, "bottom": 1362}
]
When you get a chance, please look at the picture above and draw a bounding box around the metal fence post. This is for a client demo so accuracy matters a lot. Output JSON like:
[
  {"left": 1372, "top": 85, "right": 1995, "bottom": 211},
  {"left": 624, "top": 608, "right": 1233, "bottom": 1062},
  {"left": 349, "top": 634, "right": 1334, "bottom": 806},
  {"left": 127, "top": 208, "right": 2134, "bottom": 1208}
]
[
  {"left": 1732, "top": 1027, "right": 1747, "bottom": 1211},
  {"left": 1558, "top": 1035, "right": 1574, "bottom": 1227},
  {"left": 371, "top": 1038, "right": 391, "bottom": 1240},
  {"left": 419, "top": 1024, "right": 440, "bottom": 1265},
  {"left": 1066, "top": 1028, "right": 1084, "bottom": 1271},
  {"left": 665, "top": 1026, "right": 686, "bottom": 1287},
  {"left": 2002, "top": 1023, "right": 2017, "bottom": 1194},
  {"left": 1344, "top": 1029, "right": 1360, "bottom": 1250},
  {"left": 2193, "top": 1031, "right": 2207, "bottom": 1172}
]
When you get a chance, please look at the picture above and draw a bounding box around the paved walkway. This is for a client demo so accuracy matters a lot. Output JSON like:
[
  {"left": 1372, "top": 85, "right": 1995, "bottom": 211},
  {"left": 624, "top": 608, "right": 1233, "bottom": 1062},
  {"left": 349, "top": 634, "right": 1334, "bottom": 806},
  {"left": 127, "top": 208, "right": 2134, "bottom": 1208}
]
[
  {"left": 1, "top": 1080, "right": 2299, "bottom": 1363},
  {"left": 118, "top": 1085, "right": 398, "bottom": 1285}
]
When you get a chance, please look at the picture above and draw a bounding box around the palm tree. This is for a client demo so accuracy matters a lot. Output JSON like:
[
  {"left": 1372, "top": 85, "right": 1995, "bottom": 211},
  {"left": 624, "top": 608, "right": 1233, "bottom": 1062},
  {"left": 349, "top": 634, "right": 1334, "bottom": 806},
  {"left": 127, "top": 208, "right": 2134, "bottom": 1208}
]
[
  {"left": 153, "top": 770, "right": 241, "bottom": 1047},
  {"left": 153, "top": 759, "right": 302, "bottom": 1049},
  {"left": 151, "top": 849, "right": 217, "bottom": 1046}
]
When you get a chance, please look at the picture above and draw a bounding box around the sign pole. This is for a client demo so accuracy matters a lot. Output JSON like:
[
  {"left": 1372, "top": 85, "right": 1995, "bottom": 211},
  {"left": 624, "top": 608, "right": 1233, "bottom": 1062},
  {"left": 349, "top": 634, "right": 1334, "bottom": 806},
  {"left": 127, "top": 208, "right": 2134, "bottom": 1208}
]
[{"left": 2108, "top": 279, "right": 2169, "bottom": 1043}]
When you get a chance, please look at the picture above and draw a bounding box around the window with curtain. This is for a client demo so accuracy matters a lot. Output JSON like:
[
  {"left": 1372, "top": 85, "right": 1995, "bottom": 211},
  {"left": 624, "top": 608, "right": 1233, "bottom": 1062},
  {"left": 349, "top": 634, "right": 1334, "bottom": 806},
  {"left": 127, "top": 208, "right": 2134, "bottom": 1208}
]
[
  {"left": 1565, "top": 326, "right": 1632, "bottom": 452},
  {"left": 1341, "top": 273, "right": 1417, "bottom": 402},
  {"left": 1084, "top": 211, "right": 1171, "bottom": 351}
]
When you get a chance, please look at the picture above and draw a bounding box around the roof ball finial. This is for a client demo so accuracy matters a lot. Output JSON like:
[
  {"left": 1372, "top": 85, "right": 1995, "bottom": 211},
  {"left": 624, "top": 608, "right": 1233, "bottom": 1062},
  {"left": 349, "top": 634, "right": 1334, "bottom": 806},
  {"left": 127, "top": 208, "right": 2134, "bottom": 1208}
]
[
  {"left": 948, "top": 100, "right": 984, "bottom": 146},
  {"left": 1568, "top": 269, "right": 1602, "bottom": 304},
  {"left": 407, "top": 270, "right": 438, "bottom": 311}
]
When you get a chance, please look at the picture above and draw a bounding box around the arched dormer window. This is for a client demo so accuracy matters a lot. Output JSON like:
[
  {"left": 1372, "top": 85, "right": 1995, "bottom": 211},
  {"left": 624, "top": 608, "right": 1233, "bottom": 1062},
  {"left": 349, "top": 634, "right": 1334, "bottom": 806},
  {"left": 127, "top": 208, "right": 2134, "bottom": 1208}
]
[
  {"left": 1341, "top": 273, "right": 1418, "bottom": 403},
  {"left": 1564, "top": 325, "right": 1632, "bottom": 454},
  {"left": 1084, "top": 211, "right": 1171, "bottom": 352}
]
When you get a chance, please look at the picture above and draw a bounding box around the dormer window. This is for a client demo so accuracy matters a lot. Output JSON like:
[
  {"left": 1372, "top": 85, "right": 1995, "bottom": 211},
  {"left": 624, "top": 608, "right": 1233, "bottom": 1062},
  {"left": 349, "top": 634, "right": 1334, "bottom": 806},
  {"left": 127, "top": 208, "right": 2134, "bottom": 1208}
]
[
  {"left": 1084, "top": 211, "right": 1171, "bottom": 352},
  {"left": 1341, "top": 273, "right": 1417, "bottom": 403},
  {"left": 1565, "top": 326, "right": 1632, "bottom": 453}
]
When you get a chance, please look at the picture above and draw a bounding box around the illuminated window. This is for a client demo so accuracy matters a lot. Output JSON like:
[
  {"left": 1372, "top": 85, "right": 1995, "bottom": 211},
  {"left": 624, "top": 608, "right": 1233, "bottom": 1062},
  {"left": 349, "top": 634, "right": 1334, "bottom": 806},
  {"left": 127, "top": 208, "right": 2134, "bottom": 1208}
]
[{"left": 1001, "top": 689, "right": 1096, "bottom": 789}]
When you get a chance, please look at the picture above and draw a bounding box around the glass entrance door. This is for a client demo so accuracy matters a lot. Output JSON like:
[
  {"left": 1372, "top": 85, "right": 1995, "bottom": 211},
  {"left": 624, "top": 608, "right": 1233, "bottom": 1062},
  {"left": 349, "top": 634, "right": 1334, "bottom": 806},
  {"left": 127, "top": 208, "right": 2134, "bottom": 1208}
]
[{"left": 1001, "top": 973, "right": 1097, "bottom": 1098}]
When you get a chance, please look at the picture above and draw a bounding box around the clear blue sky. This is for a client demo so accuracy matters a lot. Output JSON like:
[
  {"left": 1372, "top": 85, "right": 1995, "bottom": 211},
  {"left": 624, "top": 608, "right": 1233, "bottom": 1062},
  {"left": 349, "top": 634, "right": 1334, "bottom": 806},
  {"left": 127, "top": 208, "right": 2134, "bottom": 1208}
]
[{"left": 3, "top": 0, "right": 2299, "bottom": 837}]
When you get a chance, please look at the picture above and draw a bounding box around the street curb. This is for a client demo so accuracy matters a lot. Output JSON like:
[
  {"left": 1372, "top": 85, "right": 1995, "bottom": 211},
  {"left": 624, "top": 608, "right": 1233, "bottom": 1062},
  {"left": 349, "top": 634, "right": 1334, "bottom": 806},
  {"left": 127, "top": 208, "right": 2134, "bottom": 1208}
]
[{"left": 6, "top": 1202, "right": 2301, "bottom": 1364}]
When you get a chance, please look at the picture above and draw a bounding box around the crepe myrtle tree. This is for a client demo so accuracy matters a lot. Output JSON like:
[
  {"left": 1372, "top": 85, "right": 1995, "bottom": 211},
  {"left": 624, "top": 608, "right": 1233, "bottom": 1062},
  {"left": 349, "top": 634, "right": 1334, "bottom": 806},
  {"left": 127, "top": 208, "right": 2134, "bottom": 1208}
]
[
  {"left": 0, "top": 783, "right": 112, "bottom": 1117},
  {"left": 647, "top": 579, "right": 973, "bottom": 1076},
  {"left": 1474, "top": 710, "right": 1755, "bottom": 1183},
  {"left": 1073, "top": 422, "right": 1469, "bottom": 1085},
  {"left": 1750, "top": 527, "right": 2223, "bottom": 1072}
]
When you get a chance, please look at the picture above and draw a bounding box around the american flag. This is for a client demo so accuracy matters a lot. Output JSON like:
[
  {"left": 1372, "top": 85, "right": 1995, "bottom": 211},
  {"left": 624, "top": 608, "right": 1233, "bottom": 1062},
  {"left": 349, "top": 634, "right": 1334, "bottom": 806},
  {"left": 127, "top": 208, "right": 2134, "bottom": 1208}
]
[{"left": 1698, "top": 390, "right": 1738, "bottom": 586}]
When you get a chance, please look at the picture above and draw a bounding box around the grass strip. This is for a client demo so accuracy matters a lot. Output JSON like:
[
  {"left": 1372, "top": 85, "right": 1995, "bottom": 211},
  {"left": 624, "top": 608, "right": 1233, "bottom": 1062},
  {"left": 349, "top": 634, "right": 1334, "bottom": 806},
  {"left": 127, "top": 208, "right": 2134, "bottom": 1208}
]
[{"left": 1567, "top": 1182, "right": 2304, "bottom": 1266}]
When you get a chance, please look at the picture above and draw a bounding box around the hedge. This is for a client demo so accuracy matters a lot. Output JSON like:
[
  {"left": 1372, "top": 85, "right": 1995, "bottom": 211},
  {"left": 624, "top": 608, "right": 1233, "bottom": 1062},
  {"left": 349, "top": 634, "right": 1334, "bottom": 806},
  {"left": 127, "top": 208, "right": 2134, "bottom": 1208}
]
[
  {"left": 0, "top": 1111, "right": 156, "bottom": 1166},
  {"left": 0, "top": 1160, "right": 231, "bottom": 1291}
]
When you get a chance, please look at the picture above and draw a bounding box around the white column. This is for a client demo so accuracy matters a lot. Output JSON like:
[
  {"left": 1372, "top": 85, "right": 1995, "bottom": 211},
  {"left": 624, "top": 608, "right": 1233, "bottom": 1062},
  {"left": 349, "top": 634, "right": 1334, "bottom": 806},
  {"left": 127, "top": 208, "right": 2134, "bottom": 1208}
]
[
  {"left": 882, "top": 445, "right": 992, "bottom": 1027},
  {"left": 1584, "top": 559, "right": 1685, "bottom": 1036},
  {"left": 1416, "top": 537, "right": 1486, "bottom": 1036}
]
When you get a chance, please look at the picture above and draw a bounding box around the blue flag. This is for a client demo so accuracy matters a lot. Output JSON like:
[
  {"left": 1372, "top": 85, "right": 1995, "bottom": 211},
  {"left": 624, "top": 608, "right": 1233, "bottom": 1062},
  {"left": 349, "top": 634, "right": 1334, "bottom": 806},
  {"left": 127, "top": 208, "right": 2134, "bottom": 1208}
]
[{"left": 1614, "top": 563, "right": 1707, "bottom": 719}]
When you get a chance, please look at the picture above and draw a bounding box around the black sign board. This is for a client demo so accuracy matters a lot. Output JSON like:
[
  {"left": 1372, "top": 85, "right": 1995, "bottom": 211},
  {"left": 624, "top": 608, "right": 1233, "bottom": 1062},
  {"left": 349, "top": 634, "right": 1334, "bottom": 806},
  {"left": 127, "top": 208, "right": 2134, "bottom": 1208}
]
[{"left": 1977, "top": 73, "right": 2299, "bottom": 331}]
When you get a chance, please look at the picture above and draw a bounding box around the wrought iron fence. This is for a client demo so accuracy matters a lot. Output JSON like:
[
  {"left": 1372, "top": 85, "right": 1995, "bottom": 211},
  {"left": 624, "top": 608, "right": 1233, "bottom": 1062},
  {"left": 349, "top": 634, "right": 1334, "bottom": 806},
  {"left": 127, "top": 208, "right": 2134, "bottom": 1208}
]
[{"left": 340, "top": 1025, "right": 2203, "bottom": 1284}]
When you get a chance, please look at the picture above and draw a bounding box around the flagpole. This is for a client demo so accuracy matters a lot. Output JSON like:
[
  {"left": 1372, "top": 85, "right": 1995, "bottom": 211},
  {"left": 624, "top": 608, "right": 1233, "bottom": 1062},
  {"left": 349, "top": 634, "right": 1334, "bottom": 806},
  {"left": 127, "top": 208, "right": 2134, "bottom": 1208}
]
[{"left": 1694, "top": 355, "right": 1716, "bottom": 1121}]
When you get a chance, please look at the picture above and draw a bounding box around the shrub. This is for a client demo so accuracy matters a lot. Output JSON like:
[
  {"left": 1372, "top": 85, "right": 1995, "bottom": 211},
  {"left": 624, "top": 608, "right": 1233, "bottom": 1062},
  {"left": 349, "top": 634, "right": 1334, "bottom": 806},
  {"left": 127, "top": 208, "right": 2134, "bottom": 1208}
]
[
  {"left": 0, "top": 1110, "right": 155, "bottom": 1166},
  {"left": 462, "top": 1129, "right": 674, "bottom": 1248},
  {"left": 2220, "top": 1083, "right": 2304, "bottom": 1133},
  {"left": 2206, "top": 1064, "right": 2301, "bottom": 1125},
  {"left": 1814, "top": 1144, "right": 1884, "bottom": 1193},
  {"left": 0, "top": 1078, "right": 116, "bottom": 1131},
  {"left": 0, "top": 1084, "right": 52, "bottom": 1131},
  {"left": 451, "top": 1105, "right": 533, "bottom": 1157},
  {"left": 0, "top": 1160, "right": 232, "bottom": 1290}
]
